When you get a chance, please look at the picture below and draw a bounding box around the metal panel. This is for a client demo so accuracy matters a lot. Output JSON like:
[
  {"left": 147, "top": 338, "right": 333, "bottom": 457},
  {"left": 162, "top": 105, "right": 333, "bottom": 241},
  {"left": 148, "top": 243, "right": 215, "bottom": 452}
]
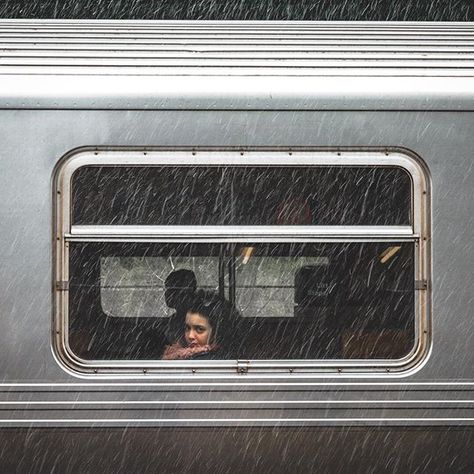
[
  {"left": 0, "top": 20, "right": 473, "bottom": 110},
  {"left": 0, "top": 20, "right": 471, "bottom": 428},
  {"left": 1, "top": 74, "right": 473, "bottom": 111},
  {"left": 0, "top": 104, "right": 471, "bottom": 424},
  {"left": 0, "top": 108, "right": 467, "bottom": 384}
]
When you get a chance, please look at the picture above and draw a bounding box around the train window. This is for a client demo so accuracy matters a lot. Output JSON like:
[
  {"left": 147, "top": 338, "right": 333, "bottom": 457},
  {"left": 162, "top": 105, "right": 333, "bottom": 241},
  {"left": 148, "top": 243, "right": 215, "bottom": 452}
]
[
  {"left": 68, "top": 241, "right": 415, "bottom": 361},
  {"left": 72, "top": 166, "right": 411, "bottom": 226},
  {"left": 55, "top": 150, "right": 429, "bottom": 375}
]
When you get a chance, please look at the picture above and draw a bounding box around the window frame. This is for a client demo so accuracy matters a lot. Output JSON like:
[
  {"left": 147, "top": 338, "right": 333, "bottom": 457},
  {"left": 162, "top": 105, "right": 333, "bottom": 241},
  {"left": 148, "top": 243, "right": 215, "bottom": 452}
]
[{"left": 53, "top": 148, "right": 430, "bottom": 377}]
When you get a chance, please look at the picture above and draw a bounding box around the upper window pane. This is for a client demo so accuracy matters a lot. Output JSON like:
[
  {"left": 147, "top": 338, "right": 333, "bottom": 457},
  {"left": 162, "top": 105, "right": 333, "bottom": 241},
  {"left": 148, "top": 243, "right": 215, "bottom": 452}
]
[{"left": 72, "top": 166, "right": 411, "bottom": 226}]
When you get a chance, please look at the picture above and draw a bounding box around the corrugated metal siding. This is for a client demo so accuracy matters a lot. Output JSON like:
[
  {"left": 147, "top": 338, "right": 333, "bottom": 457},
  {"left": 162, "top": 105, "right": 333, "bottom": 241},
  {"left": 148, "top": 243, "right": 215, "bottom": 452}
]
[{"left": 0, "top": 20, "right": 473, "bottom": 75}]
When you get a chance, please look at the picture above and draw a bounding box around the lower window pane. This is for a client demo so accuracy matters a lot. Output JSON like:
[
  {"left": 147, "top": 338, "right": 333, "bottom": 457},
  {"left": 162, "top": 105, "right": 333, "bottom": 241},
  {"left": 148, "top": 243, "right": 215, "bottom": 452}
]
[{"left": 67, "top": 241, "right": 415, "bottom": 361}]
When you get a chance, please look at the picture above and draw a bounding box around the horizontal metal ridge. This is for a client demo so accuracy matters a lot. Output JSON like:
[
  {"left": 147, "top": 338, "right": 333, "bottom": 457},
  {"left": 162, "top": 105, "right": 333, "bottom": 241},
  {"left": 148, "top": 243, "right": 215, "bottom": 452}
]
[
  {"left": 2, "top": 26, "right": 474, "bottom": 33},
  {"left": 1, "top": 400, "right": 473, "bottom": 408},
  {"left": 2, "top": 52, "right": 474, "bottom": 60},
  {"left": 2, "top": 40, "right": 474, "bottom": 46},
  {"left": 0, "top": 20, "right": 473, "bottom": 28},
  {"left": 0, "top": 21, "right": 472, "bottom": 40},
  {"left": 1, "top": 33, "right": 473, "bottom": 40},
  {"left": 2, "top": 39, "right": 474, "bottom": 46},
  {"left": 0, "top": 20, "right": 471, "bottom": 74},
  {"left": 2, "top": 44, "right": 474, "bottom": 52},
  {"left": 2, "top": 60, "right": 474, "bottom": 69},
  {"left": 2, "top": 67, "right": 474, "bottom": 77}
]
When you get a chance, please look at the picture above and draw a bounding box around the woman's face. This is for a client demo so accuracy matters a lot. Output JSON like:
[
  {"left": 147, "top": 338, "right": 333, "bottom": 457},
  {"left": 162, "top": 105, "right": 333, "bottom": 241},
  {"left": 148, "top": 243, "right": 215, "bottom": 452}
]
[{"left": 185, "top": 312, "right": 212, "bottom": 347}]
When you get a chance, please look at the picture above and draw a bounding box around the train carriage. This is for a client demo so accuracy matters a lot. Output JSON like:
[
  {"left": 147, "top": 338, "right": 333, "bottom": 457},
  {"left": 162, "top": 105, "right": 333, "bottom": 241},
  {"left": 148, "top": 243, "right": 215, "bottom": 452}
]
[{"left": 0, "top": 20, "right": 473, "bottom": 472}]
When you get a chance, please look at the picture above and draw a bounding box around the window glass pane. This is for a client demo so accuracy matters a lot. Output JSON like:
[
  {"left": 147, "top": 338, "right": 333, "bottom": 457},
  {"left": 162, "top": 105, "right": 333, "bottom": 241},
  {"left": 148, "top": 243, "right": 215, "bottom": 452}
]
[
  {"left": 72, "top": 166, "right": 411, "bottom": 226},
  {"left": 233, "top": 242, "right": 414, "bottom": 359},
  {"left": 235, "top": 253, "right": 329, "bottom": 318},
  {"left": 101, "top": 256, "right": 219, "bottom": 319},
  {"left": 68, "top": 241, "right": 415, "bottom": 361}
]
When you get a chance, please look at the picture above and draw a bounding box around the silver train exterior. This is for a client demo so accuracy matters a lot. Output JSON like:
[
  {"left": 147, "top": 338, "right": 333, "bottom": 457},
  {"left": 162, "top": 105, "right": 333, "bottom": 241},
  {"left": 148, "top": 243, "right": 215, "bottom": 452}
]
[{"left": 0, "top": 20, "right": 473, "bottom": 472}]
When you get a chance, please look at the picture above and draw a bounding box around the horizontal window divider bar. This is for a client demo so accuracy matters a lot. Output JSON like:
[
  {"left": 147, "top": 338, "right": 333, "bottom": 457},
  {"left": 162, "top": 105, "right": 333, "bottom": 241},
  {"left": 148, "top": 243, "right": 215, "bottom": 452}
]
[
  {"left": 66, "top": 237, "right": 418, "bottom": 243},
  {"left": 68, "top": 225, "right": 417, "bottom": 241}
]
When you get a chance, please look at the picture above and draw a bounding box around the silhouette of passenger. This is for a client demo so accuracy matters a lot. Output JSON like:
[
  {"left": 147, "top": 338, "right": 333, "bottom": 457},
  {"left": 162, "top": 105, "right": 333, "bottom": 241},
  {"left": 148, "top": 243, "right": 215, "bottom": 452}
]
[{"left": 164, "top": 269, "right": 197, "bottom": 345}]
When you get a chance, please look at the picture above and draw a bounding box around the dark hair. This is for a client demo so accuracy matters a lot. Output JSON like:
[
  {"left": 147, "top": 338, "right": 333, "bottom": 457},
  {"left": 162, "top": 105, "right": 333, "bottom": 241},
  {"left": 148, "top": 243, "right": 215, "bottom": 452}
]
[{"left": 186, "top": 291, "right": 235, "bottom": 346}]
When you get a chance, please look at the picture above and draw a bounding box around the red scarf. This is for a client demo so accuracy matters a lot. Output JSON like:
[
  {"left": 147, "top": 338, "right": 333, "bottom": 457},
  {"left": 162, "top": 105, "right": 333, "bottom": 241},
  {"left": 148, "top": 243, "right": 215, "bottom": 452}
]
[{"left": 161, "top": 342, "right": 218, "bottom": 360}]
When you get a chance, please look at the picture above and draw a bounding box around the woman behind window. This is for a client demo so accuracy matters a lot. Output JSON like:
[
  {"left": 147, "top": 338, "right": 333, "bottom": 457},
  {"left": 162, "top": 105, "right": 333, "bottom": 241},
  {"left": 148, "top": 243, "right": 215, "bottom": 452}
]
[{"left": 162, "top": 291, "right": 238, "bottom": 360}]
